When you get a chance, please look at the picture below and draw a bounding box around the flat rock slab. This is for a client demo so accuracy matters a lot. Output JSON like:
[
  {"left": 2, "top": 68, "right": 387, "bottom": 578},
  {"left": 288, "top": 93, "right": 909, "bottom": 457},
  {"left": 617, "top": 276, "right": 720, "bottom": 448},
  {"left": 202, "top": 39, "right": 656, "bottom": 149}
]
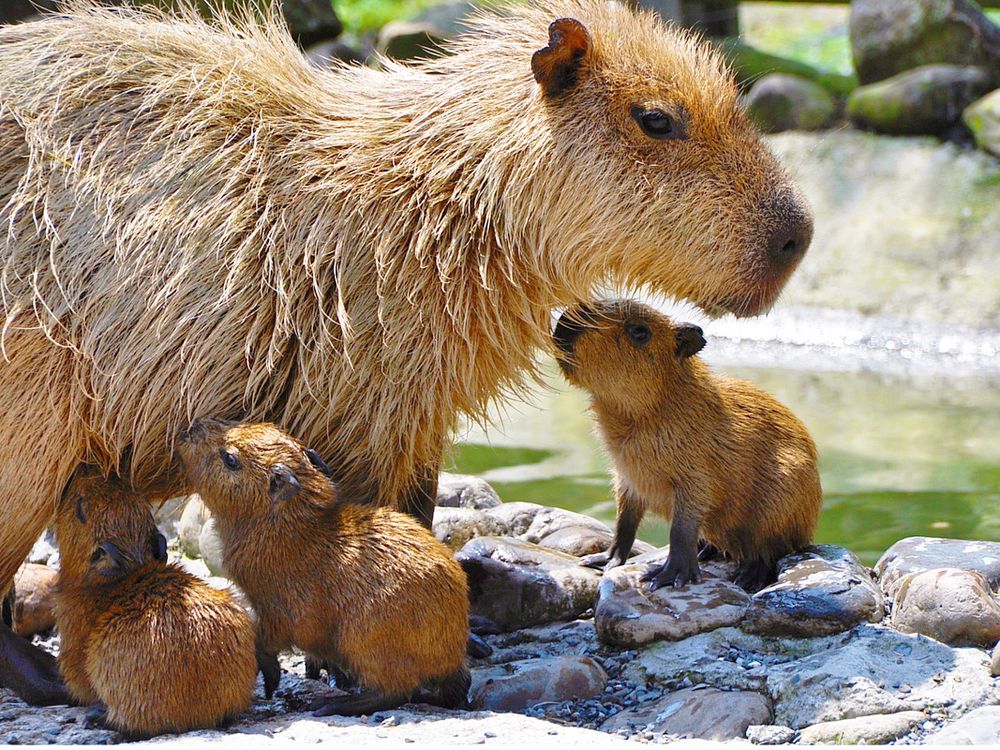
[
  {"left": 875, "top": 536, "right": 1000, "bottom": 597},
  {"left": 595, "top": 555, "right": 748, "bottom": 648},
  {"left": 457, "top": 536, "right": 602, "bottom": 631},
  {"left": 600, "top": 687, "right": 772, "bottom": 740},
  {"left": 471, "top": 655, "right": 608, "bottom": 711},
  {"left": 924, "top": 705, "right": 1000, "bottom": 744},
  {"left": 891, "top": 568, "right": 1000, "bottom": 647},
  {"left": 797, "top": 710, "right": 927, "bottom": 744},
  {"left": 743, "top": 545, "right": 884, "bottom": 637},
  {"left": 629, "top": 624, "right": 1000, "bottom": 729}
]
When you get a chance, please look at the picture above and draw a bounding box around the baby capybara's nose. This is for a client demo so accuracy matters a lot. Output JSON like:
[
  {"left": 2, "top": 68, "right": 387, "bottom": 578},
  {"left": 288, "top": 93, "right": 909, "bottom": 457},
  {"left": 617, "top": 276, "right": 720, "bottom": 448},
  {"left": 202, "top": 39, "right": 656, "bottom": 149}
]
[
  {"left": 553, "top": 306, "right": 596, "bottom": 355},
  {"left": 764, "top": 192, "right": 813, "bottom": 274}
]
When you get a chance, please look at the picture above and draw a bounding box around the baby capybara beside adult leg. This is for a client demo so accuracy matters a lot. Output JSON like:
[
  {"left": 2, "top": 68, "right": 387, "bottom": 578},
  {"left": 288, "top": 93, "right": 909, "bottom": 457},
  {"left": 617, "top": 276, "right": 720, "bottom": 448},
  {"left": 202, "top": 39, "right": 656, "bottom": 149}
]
[
  {"left": 178, "top": 419, "right": 470, "bottom": 715},
  {"left": 556, "top": 301, "right": 822, "bottom": 592},
  {"left": 0, "top": 0, "right": 811, "bottom": 699}
]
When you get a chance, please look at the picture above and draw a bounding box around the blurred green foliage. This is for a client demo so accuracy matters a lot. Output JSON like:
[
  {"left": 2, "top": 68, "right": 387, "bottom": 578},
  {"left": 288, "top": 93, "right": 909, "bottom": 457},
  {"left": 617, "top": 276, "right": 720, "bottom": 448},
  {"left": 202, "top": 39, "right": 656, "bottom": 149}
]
[{"left": 334, "top": 0, "right": 445, "bottom": 34}]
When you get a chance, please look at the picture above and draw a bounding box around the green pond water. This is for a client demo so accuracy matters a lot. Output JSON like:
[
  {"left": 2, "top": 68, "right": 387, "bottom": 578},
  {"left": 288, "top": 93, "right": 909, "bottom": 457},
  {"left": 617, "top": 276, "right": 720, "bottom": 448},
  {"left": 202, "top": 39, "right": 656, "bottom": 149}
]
[{"left": 448, "top": 361, "right": 1000, "bottom": 566}]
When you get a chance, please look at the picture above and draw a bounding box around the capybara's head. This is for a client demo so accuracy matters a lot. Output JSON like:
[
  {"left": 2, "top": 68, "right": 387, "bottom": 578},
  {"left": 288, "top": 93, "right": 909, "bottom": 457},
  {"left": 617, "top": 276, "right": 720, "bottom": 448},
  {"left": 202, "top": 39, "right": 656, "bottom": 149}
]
[
  {"left": 477, "top": 0, "right": 812, "bottom": 315},
  {"left": 178, "top": 419, "right": 336, "bottom": 518},
  {"left": 554, "top": 300, "right": 705, "bottom": 408},
  {"left": 55, "top": 468, "right": 167, "bottom": 585}
]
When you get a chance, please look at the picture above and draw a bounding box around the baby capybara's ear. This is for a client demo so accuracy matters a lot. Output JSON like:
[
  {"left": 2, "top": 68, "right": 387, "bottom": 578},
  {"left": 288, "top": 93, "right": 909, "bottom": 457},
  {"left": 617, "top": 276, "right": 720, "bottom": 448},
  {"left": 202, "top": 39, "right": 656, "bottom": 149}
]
[
  {"left": 268, "top": 464, "right": 302, "bottom": 504},
  {"left": 531, "top": 18, "right": 592, "bottom": 97},
  {"left": 675, "top": 324, "right": 706, "bottom": 359},
  {"left": 305, "top": 448, "right": 333, "bottom": 478}
]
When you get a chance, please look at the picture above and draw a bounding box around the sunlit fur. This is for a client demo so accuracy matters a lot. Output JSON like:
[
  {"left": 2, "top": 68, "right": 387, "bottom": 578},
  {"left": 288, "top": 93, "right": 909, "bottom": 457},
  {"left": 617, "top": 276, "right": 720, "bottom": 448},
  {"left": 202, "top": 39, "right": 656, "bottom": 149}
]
[
  {"left": 558, "top": 300, "right": 822, "bottom": 568},
  {"left": 52, "top": 470, "right": 256, "bottom": 737},
  {"left": 178, "top": 419, "right": 470, "bottom": 706},
  {"left": 0, "top": 0, "right": 808, "bottom": 587}
]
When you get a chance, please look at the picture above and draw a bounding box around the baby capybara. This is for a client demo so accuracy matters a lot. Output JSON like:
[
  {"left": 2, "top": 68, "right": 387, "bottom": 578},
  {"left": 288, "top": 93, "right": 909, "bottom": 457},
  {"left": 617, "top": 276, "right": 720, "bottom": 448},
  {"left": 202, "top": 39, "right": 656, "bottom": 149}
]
[
  {"left": 554, "top": 300, "right": 822, "bottom": 592},
  {"left": 53, "top": 468, "right": 256, "bottom": 737},
  {"left": 177, "top": 419, "right": 471, "bottom": 716}
]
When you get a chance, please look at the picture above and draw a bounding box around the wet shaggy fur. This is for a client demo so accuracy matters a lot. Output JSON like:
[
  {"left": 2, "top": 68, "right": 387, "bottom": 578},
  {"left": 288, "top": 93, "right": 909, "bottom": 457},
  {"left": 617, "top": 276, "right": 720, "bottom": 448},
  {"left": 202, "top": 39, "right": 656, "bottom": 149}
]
[
  {"left": 178, "top": 419, "right": 471, "bottom": 712},
  {"left": 0, "top": 0, "right": 810, "bottom": 590},
  {"left": 53, "top": 470, "right": 256, "bottom": 736},
  {"left": 556, "top": 300, "right": 822, "bottom": 591}
]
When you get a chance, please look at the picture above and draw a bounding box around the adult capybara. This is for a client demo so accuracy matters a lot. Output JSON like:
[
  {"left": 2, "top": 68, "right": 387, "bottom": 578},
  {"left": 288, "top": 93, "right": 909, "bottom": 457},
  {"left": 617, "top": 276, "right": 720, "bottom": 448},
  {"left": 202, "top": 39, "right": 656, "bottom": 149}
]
[
  {"left": 555, "top": 300, "right": 822, "bottom": 592},
  {"left": 0, "top": 0, "right": 811, "bottom": 700},
  {"left": 53, "top": 468, "right": 256, "bottom": 736},
  {"left": 178, "top": 418, "right": 471, "bottom": 715}
]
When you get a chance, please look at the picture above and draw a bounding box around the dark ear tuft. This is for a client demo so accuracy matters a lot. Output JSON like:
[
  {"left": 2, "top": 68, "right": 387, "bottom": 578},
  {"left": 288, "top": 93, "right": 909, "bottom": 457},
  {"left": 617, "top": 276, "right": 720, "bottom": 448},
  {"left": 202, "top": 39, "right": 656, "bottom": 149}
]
[
  {"left": 268, "top": 464, "right": 302, "bottom": 504},
  {"left": 75, "top": 497, "right": 88, "bottom": 524},
  {"left": 531, "top": 18, "right": 592, "bottom": 97},
  {"left": 675, "top": 324, "right": 706, "bottom": 359},
  {"left": 305, "top": 448, "right": 333, "bottom": 478}
]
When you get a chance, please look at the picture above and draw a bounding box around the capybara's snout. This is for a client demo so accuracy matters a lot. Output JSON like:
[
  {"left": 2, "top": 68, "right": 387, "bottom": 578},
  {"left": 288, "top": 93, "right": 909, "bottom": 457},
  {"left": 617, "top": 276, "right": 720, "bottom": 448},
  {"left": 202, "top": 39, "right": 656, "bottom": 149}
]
[{"left": 763, "top": 189, "right": 813, "bottom": 278}]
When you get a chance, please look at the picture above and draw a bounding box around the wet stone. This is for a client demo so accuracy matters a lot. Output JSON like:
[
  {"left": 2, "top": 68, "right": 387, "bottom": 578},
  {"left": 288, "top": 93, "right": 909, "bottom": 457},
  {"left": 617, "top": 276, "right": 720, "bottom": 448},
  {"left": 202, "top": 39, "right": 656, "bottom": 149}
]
[
  {"left": 594, "top": 551, "right": 748, "bottom": 648},
  {"left": 457, "top": 537, "right": 602, "bottom": 631},
  {"left": 890, "top": 568, "right": 1000, "bottom": 647},
  {"left": 470, "top": 655, "right": 608, "bottom": 711},
  {"left": 599, "top": 687, "right": 772, "bottom": 740},
  {"left": 743, "top": 545, "right": 884, "bottom": 637},
  {"left": 875, "top": 536, "right": 1000, "bottom": 598},
  {"left": 436, "top": 473, "right": 502, "bottom": 510}
]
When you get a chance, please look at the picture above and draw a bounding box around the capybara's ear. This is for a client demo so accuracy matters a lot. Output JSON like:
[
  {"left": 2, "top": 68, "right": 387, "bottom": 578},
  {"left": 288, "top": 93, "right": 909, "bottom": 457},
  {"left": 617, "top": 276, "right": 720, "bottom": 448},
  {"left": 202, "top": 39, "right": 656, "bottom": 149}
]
[
  {"left": 531, "top": 18, "right": 592, "bottom": 97},
  {"left": 152, "top": 532, "right": 168, "bottom": 563},
  {"left": 75, "top": 497, "right": 89, "bottom": 524},
  {"left": 675, "top": 324, "right": 706, "bottom": 359},
  {"left": 268, "top": 464, "right": 302, "bottom": 504},
  {"left": 305, "top": 448, "right": 333, "bottom": 478}
]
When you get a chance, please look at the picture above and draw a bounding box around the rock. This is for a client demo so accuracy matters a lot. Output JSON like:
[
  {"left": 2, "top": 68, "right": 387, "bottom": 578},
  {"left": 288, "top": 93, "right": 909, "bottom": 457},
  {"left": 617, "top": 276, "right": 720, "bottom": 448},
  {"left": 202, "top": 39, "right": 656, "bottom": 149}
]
[
  {"left": 923, "top": 706, "right": 1000, "bottom": 744},
  {"left": 436, "top": 473, "right": 502, "bottom": 510},
  {"left": 457, "top": 537, "right": 602, "bottom": 631},
  {"left": 875, "top": 536, "right": 1000, "bottom": 598},
  {"left": 890, "top": 568, "right": 1000, "bottom": 647},
  {"left": 992, "top": 640, "right": 1000, "bottom": 676},
  {"left": 280, "top": 0, "right": 342, "bottom": 47},
  {"left": 377, "top": 20, "right": 446, "bottom": 60},
  {"left": 746, "top": 724, "right": 796, "bottom": 744},
  {"left": 846, "top": 64, "right": 993, "bottom": 136},
  {"left": 600, "top": 687, "right": 772, "bottom": 740},
  {"left": 12, "top": 564, "right": 57, "bottom": 636},
  {"left": 745, "top": 74, "right": 837, "bottom": 133},
  {"left": 27, "top": 529, "right": 58, "bottom": 566},
  {"left": 433, "top": 507, "right": 509, "bottom": 550},
  {"left": 716, "top": 38, "right": 857, "bottom": 98},
  {"left": 470, "top": 655, "right": 607, "bottom": 711},
  {"left": 153, "top": 495, "right": 189, "bottom": 541},
  {"left": 0, "top": 0, "right": 56, "bottom": 24},
  {"left": 629, "top": 624, "right": 1000, "bottom": 729},
  {"left": 594, "top": 552, "right": 748, "bottom": 648},
  {"left": 743, "top": 545, "right": 884, "bottom": 637},
  {"left": 198, "top": 517, "right": 227, "bottom": 578},
  {"left": 178, "top": 495, "right": 210, "bottom": 559},
  {"left": 797, "top": 711, "right": 927, "bottom": 744},
  {"left": 518, "top": 506, "right": 657, "bottom": 558},
  {"left": 488, "top": 502, "right": 546, "bottom": 536},
  {"left": 849, "top": 0, "right": 1000, "bottom": 85},
  {"left": 305, "top": 39, "right": 368, "bottom": 68},
  {"left": 963, "top": 89, "right": 1000, "bottom": 157}
]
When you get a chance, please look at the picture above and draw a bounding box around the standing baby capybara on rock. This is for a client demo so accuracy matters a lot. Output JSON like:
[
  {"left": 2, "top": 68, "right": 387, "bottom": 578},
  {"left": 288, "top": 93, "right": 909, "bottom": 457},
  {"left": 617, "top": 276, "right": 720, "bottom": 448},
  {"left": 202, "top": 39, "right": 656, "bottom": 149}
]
[
  {"left": 0, "top": 0, "right": 812, "bottom": 700},
  {"left": 555, "top": 300, "right": 822, "bottom": 592},
  {"left": 178, "top": 419, "right": 471, "bottom": 716},
  {"left": 53, "top": 469, "right": 256, "bottom": 737}
]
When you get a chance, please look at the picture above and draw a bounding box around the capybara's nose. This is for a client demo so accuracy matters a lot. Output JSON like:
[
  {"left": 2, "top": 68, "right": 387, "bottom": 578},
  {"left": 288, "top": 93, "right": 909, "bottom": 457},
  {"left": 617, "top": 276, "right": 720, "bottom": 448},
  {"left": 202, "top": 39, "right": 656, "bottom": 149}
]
[
  {"left": 765, "top": 193, "right": 813, "bottom": 274},
  {"left": 553, "top": 307, "right": 592, "bottom": 354},
  {"left": 180, "top": 420, "right": 206, "bottom": 442}
]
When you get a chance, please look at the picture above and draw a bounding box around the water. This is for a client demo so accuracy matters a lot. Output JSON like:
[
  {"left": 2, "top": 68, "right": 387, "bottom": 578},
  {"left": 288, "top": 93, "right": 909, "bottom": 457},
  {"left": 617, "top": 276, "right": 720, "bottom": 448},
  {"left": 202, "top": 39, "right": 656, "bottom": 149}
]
[{"left": 448, "top": 312, "right": 1000, "bottom": 566}]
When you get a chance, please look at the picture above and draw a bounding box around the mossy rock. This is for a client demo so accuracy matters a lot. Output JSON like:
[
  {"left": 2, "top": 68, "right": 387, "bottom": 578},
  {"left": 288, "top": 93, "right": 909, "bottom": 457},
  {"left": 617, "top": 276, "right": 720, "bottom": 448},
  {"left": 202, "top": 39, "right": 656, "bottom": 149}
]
[
  {"left": 963, "top": 88, "right": 1000, "bottom": 157},
  {"left": 716, "top": 38, "right": 857, "bottom": 99},
  {"left": 846, "top": 64, "right": 994, "bottom": 136},
  {"left": 744, "top": 74, "right": 838, "bottom": 133}
]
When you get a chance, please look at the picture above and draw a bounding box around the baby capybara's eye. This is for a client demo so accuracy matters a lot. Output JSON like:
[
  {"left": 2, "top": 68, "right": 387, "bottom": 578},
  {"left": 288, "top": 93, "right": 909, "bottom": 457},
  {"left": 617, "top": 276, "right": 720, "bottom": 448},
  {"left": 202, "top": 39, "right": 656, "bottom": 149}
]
[
  {"left": 219, "top": 449, "right": 242, "bottom": 471},
  {"left": 152, "top": 532, "right": 168, "bottom": 562},
  {"left": 625, "top": 322, "right": 652, "bottom": 346},
  {"left": 630, "top": 106, "right": 685, "bottom": 141}
]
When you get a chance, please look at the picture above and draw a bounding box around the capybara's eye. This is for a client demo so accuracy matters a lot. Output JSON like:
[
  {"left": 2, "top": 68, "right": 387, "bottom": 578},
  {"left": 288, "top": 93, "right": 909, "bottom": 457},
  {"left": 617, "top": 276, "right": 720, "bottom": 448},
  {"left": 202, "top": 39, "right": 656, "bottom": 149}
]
[
  {"left": 90, "top": 546, "right": 106, "bottom": 564},
  {"left": 625, "top": 323, "right": 652, "bottom": 345},
  {"left": 219, "top": 449, "right": 242, "bottom": 471},
  {"left": 630, "top": 105, "right": 684, "bottom": 141}
]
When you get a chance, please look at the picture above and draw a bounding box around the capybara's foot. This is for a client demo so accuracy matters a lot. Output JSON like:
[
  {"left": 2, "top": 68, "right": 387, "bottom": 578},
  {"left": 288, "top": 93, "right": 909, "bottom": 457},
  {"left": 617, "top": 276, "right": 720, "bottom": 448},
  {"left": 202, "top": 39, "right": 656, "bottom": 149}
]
[
  {"left": 469, "top": 615, "right": 500, "bottom": 636},
  {"left": 580, "top": 550, "right": 625, "bottom": 572},
  {"left": 83, "top": 703, "right": 110, "bottom": 730},
  {"left": 2, "top": 588, "right": 13, "bottom": 628},
  {"left": 641, "top": 553, "right": 701, "bottom": 591},
  {"left": 467, "top": 633, "right": 492, "bottom": 659},
  {"left": 419, "top": 666, "right": 471, "bottom": 710},
  {"left": 0, "top": 624, "right": 71, "bottom": 706},
  {"left": 256, "top": 647, "right": 281, "bottom": 699},
  {"left": 310, "top": 691, "right": 405, "bottom": 717},
  {"left": 304, "top": 656, "right": 356, "bottom": 689},
  {"left": 735, "top": 558, "right": 776, "bottom": 593},
  {"left": 697, "top": 541, "right": 725, "bottom": 562}
]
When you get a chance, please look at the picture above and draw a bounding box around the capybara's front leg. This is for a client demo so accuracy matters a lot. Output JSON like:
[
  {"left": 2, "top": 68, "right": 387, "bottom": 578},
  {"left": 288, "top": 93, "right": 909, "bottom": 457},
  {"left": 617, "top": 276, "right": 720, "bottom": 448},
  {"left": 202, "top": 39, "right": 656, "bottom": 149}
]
[
  {"left": 310, "top": 690, "right": 407, "bottom": 717},
  {"left": 581, "top": 487, "right": 644, "bottom": 571},
  {"left": 642, "top": 488, "right": 702, "bottom": 590},
  {"left": 0, "top": 624, "right": 71, "bottom": 706},
  {"left": 255, "top": 641, "right": 281, "bottom": 699}
]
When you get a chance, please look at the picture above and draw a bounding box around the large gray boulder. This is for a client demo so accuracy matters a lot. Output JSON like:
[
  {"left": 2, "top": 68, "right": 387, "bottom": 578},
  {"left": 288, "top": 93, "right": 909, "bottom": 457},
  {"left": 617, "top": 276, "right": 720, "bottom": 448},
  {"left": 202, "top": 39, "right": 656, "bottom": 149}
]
[
  {"left": 846, "top": 64, "right": 993, "bottom": 136},
  {"left": 600, "top": 687, "right": 772, "bottom": 740},
  {"left": 890, "top": 568, "right": 1000, "bottom": 647},
  {"left": 745, "top": 74, "right": 838, "bottom": 133},
  {"left": 875, "top": 536, "right": 1000, "bottom": 597},
  {"left": 470, "top": 655, "right": 607, "bottom": 711},
  {"left": 849, "top": 0, "right": 1000, "bottom": 85},
  {"left": 963, "top": 89, "right": 1000, "bottom": 157}
]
